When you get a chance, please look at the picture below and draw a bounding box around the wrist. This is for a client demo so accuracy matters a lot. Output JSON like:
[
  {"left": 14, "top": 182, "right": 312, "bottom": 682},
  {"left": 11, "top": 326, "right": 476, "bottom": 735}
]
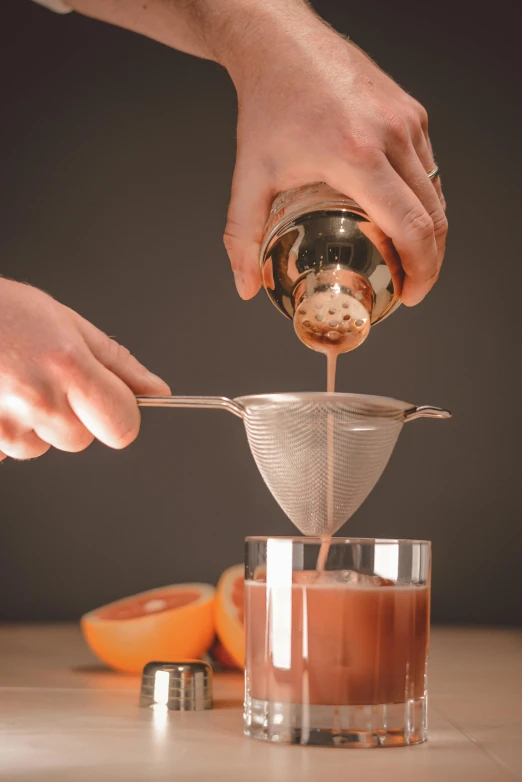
[{"left": 201, "top": 0, "right": 324, "bottom": 87}]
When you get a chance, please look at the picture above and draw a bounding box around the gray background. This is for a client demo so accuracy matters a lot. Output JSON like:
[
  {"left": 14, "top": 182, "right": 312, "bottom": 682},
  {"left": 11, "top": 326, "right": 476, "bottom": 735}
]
[{"left": 1, "top": 0, "right": 520, "bottom": 624}]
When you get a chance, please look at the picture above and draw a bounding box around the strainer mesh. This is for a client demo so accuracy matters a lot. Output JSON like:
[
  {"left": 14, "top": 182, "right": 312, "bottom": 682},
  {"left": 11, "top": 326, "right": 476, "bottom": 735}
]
[{"left": 243, "top": 398, "right": 404, "bottom": 536}]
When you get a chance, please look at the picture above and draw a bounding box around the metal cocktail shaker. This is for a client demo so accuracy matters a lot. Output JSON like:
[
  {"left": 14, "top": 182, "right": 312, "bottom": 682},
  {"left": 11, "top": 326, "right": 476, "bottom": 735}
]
[{"left": 260, "top": 182, "right": 401, "bottom": 354}]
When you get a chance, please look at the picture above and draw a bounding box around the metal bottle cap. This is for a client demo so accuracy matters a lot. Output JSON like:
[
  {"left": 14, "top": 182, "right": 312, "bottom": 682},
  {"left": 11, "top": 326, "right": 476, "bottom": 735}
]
[{"left": 139, "top": 661, "right": 213, "bottom": 711}]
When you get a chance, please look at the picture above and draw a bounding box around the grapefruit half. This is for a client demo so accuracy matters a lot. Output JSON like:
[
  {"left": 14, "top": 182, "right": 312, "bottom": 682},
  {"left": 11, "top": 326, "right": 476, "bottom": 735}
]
[
  {"left": 215, "top": 564, "right": 244, "bottom": 668},
  {"left": 81, "top": 583, "right": 215, "bottom": 674}
]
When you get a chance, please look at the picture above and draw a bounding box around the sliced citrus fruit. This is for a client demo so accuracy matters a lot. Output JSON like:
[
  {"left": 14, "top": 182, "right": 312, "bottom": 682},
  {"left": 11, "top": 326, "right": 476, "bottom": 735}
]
[
  {"left": 81, "top": 583, "right": 215, "bottom": 674},
  {"left": 215, "top": 564, "right": 244, "bottom": 668}
]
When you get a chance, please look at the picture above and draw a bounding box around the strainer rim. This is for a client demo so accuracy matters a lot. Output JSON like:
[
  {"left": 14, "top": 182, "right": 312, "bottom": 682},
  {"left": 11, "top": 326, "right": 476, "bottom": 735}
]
[{"left": 234, "top": 392, "right": 413, "bottom": 412}]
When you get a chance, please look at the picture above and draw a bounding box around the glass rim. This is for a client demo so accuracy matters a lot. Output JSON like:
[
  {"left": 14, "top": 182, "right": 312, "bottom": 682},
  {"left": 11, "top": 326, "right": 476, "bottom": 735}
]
[{"left": 245, "top": 536, "right": 431, "bottom": 546}]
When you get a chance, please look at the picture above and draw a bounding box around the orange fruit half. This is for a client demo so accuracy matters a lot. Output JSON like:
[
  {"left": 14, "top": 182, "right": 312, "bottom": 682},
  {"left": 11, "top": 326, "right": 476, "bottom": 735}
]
[
  {"left": 215, "top": 564, "right": 244, "bottom": 668},
  {"left": 81, "top": 583, "right": 216, "bottom": 674}
]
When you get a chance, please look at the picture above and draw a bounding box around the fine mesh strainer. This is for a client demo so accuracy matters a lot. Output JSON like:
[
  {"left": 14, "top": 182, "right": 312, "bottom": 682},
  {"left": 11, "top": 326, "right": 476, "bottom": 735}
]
[{"left": 137, "top": 393, "right": 450, "bottom": 536}]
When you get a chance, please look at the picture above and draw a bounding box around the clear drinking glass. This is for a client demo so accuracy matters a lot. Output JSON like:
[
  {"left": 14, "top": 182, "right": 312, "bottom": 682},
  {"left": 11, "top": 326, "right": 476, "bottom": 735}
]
[{"left": 244, "top": 536, "right": 431, "bottom": 748}]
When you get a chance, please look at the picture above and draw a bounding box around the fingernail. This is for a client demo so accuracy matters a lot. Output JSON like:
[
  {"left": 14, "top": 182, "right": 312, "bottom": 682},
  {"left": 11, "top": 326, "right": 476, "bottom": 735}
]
[
  {"left": 403, "top": 292, "right": 425, "bottom": 307},
  {"left": 146, "top": 371, "right": 171, "bottom": 391},
  {"left": 234, "top": 271, "right": 247, "bottom": 299}
]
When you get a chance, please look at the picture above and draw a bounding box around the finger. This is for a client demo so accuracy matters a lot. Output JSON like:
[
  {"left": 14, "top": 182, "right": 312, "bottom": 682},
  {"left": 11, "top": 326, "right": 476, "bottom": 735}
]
[
  {"left": 409, "top": 122, "right": 446, "bottom": 210},
  {"left": 0, "top": 378, "right": 95, "bottom": 454},
  {"left": 70, "top": 312, "right": 171, "bottom": 396},
  {"left": 358, "top": 220, "right": 404, "bottom": 298},
  {"left": 66, "top": 356, "right": 142, "bottom": 450},
  {"left": 33, "top": 406, "right": 95, "bottom": 453},
  {"left": 328, "top": 153, "right": 440, "bottom": 307},
  {"left": 0, "top": 452, "right": 6, "bottom": 462},
  {"left": 387, "top": 143, "right": 448, "bottom": 302},
  {"left": 0, "top": 428, "right": 50, "bottom": 460},
  {"left": 224, "top": 161, "right": 274, "bottom": 300},
  {"left": 430, "top": 171, "right": 445, "bottom": 212},
  {"left": 414, "top": 134, "right": 446, "bottom": 211}
]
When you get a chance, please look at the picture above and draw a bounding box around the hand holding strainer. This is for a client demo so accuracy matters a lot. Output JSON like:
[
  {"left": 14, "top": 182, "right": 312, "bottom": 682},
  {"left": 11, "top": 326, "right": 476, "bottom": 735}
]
[{"left": 136, "top": 392, "right": 450, "bottom": 536}]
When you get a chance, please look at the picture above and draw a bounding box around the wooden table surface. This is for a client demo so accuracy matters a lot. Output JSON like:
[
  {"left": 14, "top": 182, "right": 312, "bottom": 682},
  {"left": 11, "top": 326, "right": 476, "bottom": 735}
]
[{"left": 0, "top": 625, "right": 521, "bottom": 781}]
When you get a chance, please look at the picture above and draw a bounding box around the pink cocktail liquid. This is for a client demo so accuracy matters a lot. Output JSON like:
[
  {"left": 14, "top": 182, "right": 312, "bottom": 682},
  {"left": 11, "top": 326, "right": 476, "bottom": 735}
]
[{"left": 245, "top": 575, "right": 430, "bottom": 707}]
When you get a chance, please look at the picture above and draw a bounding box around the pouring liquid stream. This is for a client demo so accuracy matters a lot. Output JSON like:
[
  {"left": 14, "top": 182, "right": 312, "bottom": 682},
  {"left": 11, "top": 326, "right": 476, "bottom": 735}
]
[{"left": 316, "top": 348, "right": 338, "bottom": 573}]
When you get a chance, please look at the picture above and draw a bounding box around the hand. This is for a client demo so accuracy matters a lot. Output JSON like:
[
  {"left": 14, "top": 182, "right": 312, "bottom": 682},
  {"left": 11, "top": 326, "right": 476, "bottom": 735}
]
[
  {"left": 222, "top": 8, "right": 447, "bottom": 307},
  {"left": 0, "top": 278, "right": 170, "bottom": 461},
  {"left": 63, "top": 0, "right": 447, "bottom": 306}
]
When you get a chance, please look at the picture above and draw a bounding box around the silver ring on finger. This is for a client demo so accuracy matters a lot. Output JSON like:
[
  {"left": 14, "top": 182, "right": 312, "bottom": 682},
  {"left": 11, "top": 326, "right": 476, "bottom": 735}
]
[{"left": 427, "top": 165, "right": 440, "bottom": 181}]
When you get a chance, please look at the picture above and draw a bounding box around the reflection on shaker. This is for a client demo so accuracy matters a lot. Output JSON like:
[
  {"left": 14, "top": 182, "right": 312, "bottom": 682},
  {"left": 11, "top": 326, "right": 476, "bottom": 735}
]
[{"left": 260, "top": 182, "right": 402, "bottom": 355}]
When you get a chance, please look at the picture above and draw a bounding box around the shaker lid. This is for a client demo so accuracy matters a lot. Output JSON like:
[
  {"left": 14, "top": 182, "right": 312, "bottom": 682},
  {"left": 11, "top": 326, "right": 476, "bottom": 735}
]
[{"left": 139, "top": 660, "right": 213, "bottom": 711}]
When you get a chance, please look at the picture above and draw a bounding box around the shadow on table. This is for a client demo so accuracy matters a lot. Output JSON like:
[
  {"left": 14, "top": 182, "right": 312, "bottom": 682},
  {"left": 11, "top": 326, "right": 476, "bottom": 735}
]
[{"left": 72, "top": 664, "right": 117, "bottom": 675}]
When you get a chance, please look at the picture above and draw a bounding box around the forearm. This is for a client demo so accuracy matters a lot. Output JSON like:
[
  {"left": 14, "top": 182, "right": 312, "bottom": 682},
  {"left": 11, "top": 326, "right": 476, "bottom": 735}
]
[{"left": 67, "top": 0, "right": 319, "bottom": 77}]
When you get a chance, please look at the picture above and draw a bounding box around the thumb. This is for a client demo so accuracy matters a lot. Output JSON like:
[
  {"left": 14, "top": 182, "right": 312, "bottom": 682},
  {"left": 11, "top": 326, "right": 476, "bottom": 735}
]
[
  {"left": 71, "top": 311, "right": 171, "bottom": 396},
  {"left": 224, "top": 161, "right": 273, "bottom": 300}
]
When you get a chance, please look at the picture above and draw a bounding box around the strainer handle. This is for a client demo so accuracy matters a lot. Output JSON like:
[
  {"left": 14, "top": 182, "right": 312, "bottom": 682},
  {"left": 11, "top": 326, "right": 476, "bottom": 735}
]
[
  {"left": 136, "top": 395, "right": 244, "bottom": 419},
  {"left": 404, "top": 406, "right": 452, "bottom": 422}
]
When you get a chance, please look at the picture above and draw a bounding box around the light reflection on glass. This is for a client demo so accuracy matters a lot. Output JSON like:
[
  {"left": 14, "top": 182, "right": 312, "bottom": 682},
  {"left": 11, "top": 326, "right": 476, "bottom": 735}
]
[
  {"left": 374, "top": 542, "right": 399, "bottom": 581},
  {"left": 266, "top": 538, "right": 293, "bottom": 670},
  {"left": 412, "top": 543, "right": 421, "bottom": 583}
]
